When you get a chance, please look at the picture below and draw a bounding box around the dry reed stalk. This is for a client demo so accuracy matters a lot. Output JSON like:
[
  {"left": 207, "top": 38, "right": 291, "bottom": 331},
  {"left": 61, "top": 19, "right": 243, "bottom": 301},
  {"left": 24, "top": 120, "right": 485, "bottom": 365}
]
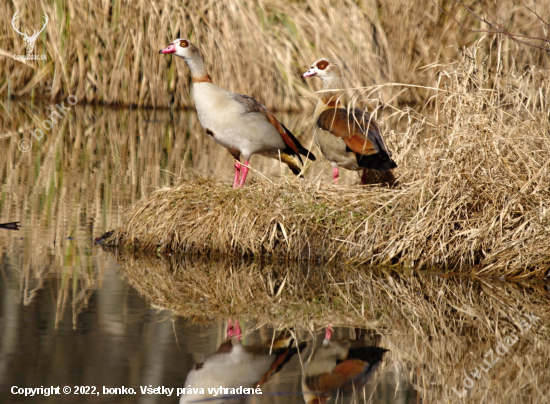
[
  {"left": 0, "top": 103, "right": 188, "bottom": 328},
  {"left": 105, "top": 52, "right": 550, "bottom": 278},
  {"left": 1, "top": 1, "right": 549, "bottom": 109}
]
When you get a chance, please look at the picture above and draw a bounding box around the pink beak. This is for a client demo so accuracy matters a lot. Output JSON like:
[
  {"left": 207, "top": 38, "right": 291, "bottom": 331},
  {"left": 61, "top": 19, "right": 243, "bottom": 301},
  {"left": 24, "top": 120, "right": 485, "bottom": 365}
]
[
  {"left": 301, "top": 69, "right": 317, "bottom": 78},
  {"left": 159, "top": 43, "right": 176, "bottom": 54}
]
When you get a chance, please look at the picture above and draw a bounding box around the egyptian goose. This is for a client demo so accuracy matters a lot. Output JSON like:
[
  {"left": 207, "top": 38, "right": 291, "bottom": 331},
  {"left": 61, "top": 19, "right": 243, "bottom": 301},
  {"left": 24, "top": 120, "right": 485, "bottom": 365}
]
[
  {"left": 179, "top": 319, "right": 302, "bottom": 404},
  {"left": 302, "top": 59, "right": 397, "bottom": 185},
  {"left": 160, "top": 39, "right": 315, "bottom": 188},
  {"left": 302, "top": 327, "right": 388, "bottom": 404}
]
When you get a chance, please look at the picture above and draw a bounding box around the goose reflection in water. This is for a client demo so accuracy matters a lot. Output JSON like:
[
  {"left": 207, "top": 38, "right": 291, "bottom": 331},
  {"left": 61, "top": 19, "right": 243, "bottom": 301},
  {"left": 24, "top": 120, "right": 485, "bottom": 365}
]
[
  {"left": 179, "top": 319, "right": 303, "bottom": 404},
  {"left": 303, "top": 326, "right": 388, "bottom": 404}
]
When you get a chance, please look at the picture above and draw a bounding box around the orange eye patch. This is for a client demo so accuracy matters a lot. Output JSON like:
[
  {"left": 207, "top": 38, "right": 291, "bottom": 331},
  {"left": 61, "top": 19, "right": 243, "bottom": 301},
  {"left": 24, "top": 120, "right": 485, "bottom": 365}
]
[{"left": 180, "top": 40, "right": 189, "bottom": 47}]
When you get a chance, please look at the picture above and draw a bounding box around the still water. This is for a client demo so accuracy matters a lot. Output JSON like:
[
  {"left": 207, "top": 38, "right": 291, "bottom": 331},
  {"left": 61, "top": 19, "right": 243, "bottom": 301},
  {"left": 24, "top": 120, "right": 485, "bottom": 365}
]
[{"left": 0, "top": 101, "right": 549, "bottom": 403}]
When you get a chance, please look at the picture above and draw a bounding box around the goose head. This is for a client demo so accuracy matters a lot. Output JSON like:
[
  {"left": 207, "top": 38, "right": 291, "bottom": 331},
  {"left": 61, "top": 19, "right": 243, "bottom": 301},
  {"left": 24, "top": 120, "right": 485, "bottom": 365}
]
[
  {"left": 159, "top": 38, "right": 200, "bottom": 60},
  {"left": 302, "top": 58, "right": 341, "bottom": 81}
]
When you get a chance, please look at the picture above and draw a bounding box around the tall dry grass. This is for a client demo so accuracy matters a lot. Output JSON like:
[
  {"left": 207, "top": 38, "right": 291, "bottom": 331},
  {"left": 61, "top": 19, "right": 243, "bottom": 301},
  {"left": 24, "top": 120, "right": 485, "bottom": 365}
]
[
  {"left": 117, "top": 252, "right": 550, "bottom": 403},
  {"left": 106, "top": 51, "right": 550, "bottom": 278},
  {"left": 1, "top": 0, "right": 548, "bottom": 110}
]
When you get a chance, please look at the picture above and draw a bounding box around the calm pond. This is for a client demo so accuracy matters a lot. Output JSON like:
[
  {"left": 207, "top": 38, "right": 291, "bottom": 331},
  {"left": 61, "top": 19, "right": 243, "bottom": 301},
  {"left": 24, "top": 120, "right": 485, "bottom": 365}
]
[{"left": 0, "top": 101, "right": 548, "bottom": 403}]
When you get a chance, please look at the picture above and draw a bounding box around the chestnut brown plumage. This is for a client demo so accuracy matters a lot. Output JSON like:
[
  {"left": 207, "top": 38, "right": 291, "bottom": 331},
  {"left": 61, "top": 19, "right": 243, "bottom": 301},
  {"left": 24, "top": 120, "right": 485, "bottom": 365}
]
[{"left": 302, "top": 59, "right": 396, "bottom": 185}]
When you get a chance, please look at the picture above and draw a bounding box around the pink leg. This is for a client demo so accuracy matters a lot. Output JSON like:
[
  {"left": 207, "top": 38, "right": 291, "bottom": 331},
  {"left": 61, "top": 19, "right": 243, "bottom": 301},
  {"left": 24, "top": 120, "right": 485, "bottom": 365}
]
[
  {"left": 234, "top": 320, "right": 242, "bottom": 341},
  {"left": 325, "top": 325, "right": 332, "bottom": 341},
  {"left": 332, "top": 167, "right": 339, "bottom": 185},
  {"left": 227, "top": 318, "right": 235, "bottom": 338},
  {"left": 361, "top": 170, "right": 367, "bottom": 185},
  {"left": 238, "top": 160, "right": 250, "bottom": 188},
  {"left": 227, "top": 318, "right": 242, "bottom": 340},
  {"left": 233, "top": 161, "right": 241, "bottom": 189}
]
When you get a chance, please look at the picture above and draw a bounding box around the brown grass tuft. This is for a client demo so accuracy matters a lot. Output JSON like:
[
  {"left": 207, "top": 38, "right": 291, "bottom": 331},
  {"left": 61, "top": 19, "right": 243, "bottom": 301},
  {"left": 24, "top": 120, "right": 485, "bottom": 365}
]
[{"left": 117, "top": 252, "right": 550, "bottom": 332}]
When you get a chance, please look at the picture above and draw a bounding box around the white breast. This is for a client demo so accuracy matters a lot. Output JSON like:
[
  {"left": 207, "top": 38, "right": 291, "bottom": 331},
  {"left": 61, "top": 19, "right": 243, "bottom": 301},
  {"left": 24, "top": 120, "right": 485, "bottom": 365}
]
[
  {"left": 305, "top": 340, "right": 349, "bottom": 377},
  {"left": 192, "top": 83, "right": 285, "bottom": 159}
]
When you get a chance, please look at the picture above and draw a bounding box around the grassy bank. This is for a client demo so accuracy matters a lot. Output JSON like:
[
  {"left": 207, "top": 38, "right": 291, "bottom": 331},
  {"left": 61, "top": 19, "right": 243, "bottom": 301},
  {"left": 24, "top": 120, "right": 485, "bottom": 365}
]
[
  {"left": 1, "top": 0, "right": 549, "bottom": 109},
  {"left": 105, "top": 55, "right": 550, "bottom": 278},
  {"left": 104, "top": 176, "right": 550, "bottom": 278}
]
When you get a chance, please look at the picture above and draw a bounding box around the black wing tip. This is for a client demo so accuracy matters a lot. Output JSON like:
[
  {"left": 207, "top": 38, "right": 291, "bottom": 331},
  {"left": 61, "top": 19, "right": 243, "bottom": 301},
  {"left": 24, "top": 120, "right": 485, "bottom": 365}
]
[
  {"left": 382, "top": 160, "right": 398, "bottom": 170},
  {"left": 304, "top": 151, "right": 316, "bottom": 161},
  {"left": 289, "top": 165, "right": 303, "bottom": 177},
  {"left": 347, "top": 346, "right": 389, "bottom": 362},
  {"left": 280, "top": 123, "right": 316, "bottom": 159}
]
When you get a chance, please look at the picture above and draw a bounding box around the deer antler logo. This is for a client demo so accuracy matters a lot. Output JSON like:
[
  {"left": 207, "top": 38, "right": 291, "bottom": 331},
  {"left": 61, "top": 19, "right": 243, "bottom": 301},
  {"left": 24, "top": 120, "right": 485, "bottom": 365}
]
[{"left": 12, "top": 12, "right": 48, "bottom": 56}]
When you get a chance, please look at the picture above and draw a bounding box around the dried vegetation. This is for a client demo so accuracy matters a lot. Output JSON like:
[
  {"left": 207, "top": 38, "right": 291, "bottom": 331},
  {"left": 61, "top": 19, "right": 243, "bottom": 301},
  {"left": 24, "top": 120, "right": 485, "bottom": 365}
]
[
  {"left": 3, "top": 0, "right": 550, "bottom": 276},
  {"left": 106, "top": 48, "right": 550, "bottom": 278},
  {"left": 1, "top": 0, "right": 549, "bottom": 110},
  {"left": 118, "top": 253, "right": 550, "bottom": 332}
]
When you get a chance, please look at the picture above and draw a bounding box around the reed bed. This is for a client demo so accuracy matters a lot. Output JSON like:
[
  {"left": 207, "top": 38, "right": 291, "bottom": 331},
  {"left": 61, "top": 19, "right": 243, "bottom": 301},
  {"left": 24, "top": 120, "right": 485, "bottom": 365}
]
[
  {"left": 116, "top": 252, "right": 550, "bottom": 403},
  {"left": 1, "top": 0, "right": 549, "bottom": 109},
  {"left": 105, "top": 51, "right": 550, "bottom": 278}
]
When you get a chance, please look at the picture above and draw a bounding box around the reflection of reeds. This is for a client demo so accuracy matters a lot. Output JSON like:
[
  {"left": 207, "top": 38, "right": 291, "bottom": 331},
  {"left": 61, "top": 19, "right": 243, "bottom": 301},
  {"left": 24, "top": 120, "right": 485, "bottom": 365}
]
[
  {"left": 106, "top": 54, "right": 550, "bottom": 277},
  {"left": 116, "top": 252, "right": 550, "bottom": 334},
  {"left": 0, "top": 97, "right": 330, "bottom": 326},
  {"left": 1, "top": 230, "right": 102, "bottom": 328},
  {"left": 116, "top": 251, "right": 550, "bottom": 403},
  {"left": 1, "top": 1, "right": 549, "bottom": 109},
  {"left": 0, "top": 102, "right": 207, "bottom": 327}
]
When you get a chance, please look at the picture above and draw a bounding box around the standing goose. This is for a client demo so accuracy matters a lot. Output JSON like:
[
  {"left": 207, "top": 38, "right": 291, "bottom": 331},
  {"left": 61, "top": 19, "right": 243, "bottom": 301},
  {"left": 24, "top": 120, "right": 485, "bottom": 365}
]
[
  {"left": 160, "top": 39, "right": 315, "bottom": 188},
  {"left": 302, "top": 59, "right": 396, "bottom": 185}
]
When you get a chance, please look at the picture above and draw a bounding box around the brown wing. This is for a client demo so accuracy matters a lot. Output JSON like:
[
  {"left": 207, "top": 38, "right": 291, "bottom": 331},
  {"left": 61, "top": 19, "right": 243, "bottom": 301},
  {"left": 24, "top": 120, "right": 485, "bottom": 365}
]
[
  {"left": 305, "top": 360, "right": 366, "bottom": 394},
  {"left": 306, "top": 358, "right": 381, "bottom": 397},
  {"left": 317, "top": 108, "right": 388, "bottom": 157},
  {"left": 255, "top": 350, "right": 292, "bottom": 386},
  {"left": 232, "top": 93, "right": 299, "bottom": 154}
]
